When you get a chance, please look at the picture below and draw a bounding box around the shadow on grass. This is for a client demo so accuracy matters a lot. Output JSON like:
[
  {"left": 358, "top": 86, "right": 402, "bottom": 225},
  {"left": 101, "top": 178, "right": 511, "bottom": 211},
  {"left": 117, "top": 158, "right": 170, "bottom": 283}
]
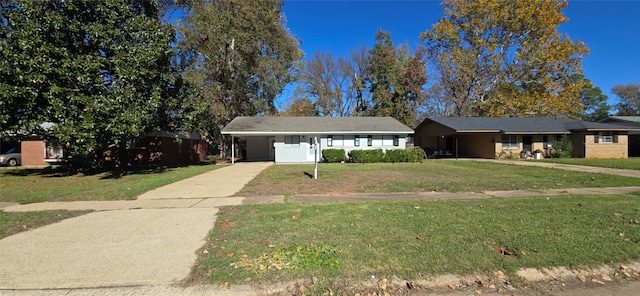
[{"left": 0, "top": 164, "right": 180, "bottom": 179}]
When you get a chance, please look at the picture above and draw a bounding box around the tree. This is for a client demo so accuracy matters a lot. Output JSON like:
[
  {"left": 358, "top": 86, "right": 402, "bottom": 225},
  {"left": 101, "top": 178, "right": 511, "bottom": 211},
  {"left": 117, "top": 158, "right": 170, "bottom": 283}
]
[
  {"left": 0, "top": 0, "right": 188, "bottom": 159},
  {"left": 421, "top": 0, "right": 589, "bottom": 117},
  {"left": 612, "top": 84, "right": 640, "bottom": 116},
  {"left": 297, "top": 51, "right": 352, "bottom": 117},
  {"left": 571, "top": 75, "right": 610, "bottom": 121},
  {"left": 281, "top": 96, "right": 319, "bottom": 117},
  {"left": 178, "top": 0, "right": 302, "bottom": 157},
  {"left": 366, "top": 30, "right": 427, "bottom": 127}
]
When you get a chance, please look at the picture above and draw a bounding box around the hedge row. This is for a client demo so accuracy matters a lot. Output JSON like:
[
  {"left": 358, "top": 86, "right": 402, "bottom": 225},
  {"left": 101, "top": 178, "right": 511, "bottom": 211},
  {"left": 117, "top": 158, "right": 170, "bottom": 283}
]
[
  {"left": 322, "top": 148, "right": 426, "bottom": 163},
  {"left": 322, "top": 149, "right": 347, "bottom": 163}
]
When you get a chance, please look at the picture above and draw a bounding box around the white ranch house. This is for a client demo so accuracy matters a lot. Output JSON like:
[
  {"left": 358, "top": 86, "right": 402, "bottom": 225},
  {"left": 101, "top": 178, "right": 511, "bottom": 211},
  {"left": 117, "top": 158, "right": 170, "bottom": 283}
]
[{"left": 221, "top": 116, "right": 414, "bottom": 163}]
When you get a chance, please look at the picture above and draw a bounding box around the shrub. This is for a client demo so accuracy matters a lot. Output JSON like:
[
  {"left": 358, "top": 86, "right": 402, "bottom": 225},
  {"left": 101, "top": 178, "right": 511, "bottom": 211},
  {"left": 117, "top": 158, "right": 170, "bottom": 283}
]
[
  {"left": 549, "top": 135, "right": 573, "bottom": 158},
  {"left": 348, "top": 149, "right": 384, "bottom": 163},
  {"left": 385, "top": 149, "right": 408, "bottom": 163},
  {"left": 322, "top": 149, "right": 347, "bottom": 163},
  {"left": 406, "top": 148, "right": 426, "bottom": 162}
]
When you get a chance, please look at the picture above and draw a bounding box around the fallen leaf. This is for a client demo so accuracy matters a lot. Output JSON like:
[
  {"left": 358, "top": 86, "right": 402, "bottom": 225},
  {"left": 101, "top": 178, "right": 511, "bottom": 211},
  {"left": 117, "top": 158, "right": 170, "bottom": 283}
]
[
  {"left": 377, "top": 278, "right": 388, "bottom": 290},
  {"left": 226, "top": 252, "right": 235, "bottom": 257},
  {"left": 244, "top": 277, "right": 251, "bottom": 282},
  {"left": 591, "top": 279, "right": 605, "bottom": 285},
  {"left": 21, "top": 224, "right": 27, "bottom": 230},
  {"left": 368, "top": 243, "right": 372, "bottom": 248},
  {"left": 299, "top": 285, "right": 307, "bottom": 293},
  {"left": 577, "top": 275, "right": 586, "bottom": 282},
  {"left": 416, "top": 236, "right": 423, "bottom": 241},
  {"left": 614, "top": 213, "right": 621, "bottom": 216},
  {"left": 268, "top": 244, "right": 275, "bottom": 248},
  {"left": 414, "top": 205, "right": 420, "bottom": 209},
  {"left": 448, "top": 284, "right": 456, "bottom": 290},
  {"left": 292, "top": 215, "right": 297, "bottom": 220},
  {"left": 620, "top": 264, "right": 629, "bottom": 270},
  {"left": 496, "top": 271, "right": 507, "bottom": 280},
  {"left": 619, "top": 232, "right": 625, "bottom": 237},
  {"left": 310, "top": 242, "right": 316, "bottom": 248},
  {"left": 601, "top": 274, "right": 613, "bottom": 282}
]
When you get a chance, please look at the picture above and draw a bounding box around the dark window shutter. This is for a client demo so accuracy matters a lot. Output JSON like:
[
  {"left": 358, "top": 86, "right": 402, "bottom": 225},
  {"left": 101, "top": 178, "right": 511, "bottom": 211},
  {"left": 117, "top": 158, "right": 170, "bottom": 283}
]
[
  {"left": 594, "top": 134, "right": 599, "bottom": 143},
  {"left": 614, "top": 134, "right": 619, "bottom": 143}
]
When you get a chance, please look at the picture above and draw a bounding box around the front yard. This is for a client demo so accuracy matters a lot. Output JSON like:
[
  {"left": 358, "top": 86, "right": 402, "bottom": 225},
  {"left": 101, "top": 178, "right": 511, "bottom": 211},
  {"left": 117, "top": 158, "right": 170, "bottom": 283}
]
[
  {"left": 0, "top": 164, "right": 225, "bottom": 204},
  {"left": 237, "top": 161, "right": 640, "bottom": 197},
  {"left": 190, "top": 193, "right": 640, "bottom": 293}
]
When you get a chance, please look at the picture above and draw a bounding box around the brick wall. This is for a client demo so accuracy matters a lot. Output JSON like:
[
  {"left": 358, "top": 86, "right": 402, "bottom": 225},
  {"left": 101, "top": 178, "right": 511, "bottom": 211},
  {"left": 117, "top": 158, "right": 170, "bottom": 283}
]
[{"left": 21, "top": 139, "right": 47, "bottom": 166}]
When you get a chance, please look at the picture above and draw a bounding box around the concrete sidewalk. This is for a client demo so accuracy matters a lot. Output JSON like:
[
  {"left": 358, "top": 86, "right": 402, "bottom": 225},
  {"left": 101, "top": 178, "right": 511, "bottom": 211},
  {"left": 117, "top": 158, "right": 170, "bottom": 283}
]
[{"left": 0, "top": 162, "right": 273, "bottom": 292}]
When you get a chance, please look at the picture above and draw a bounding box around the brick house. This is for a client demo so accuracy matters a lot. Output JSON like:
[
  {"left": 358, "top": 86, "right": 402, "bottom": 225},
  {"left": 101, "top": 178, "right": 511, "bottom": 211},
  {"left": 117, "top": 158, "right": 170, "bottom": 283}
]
[{"left": 414, "top": 117, "right": 638, "bottom": 159}]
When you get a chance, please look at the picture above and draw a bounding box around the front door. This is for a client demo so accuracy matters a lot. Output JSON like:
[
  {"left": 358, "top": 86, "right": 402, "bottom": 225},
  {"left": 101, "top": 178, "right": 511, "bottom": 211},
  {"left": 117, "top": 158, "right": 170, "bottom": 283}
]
[{"left": 523, "top": 136, "right": 532, "bottom": 152}]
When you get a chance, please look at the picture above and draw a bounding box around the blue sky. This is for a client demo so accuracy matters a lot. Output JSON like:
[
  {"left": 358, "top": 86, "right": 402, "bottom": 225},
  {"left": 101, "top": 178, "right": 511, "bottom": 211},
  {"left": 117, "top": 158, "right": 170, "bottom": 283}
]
[{"left": 280, "top": 0, "right": 640, "bottom": 110}]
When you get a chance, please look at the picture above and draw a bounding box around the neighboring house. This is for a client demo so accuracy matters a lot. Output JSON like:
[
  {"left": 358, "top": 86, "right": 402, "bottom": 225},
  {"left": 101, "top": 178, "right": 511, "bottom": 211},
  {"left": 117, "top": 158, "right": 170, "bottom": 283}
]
[
  {"left": 414, "top": 117, "right": 638, "bottom": 159},
  {"left": 598, "top": 116, "right": 640, "bottom": 157},
  {"left": 221, "top": 116, "right": 414, "bottom": 163},
  {"left": 20, "top": 130, "right": 207, "bottom": 167}
]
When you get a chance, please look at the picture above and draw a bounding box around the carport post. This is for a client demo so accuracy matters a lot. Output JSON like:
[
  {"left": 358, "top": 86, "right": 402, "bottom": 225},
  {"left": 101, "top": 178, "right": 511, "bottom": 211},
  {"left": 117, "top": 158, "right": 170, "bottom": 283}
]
[{"left": 231, "top": 136, "right": 235, "bottom": 164}]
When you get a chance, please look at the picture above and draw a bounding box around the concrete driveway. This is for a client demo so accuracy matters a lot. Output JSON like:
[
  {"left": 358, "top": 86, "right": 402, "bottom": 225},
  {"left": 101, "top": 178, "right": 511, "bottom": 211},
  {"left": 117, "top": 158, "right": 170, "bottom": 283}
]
[{"left": 0, "top": 162, "right": 273, "bottom": 292}]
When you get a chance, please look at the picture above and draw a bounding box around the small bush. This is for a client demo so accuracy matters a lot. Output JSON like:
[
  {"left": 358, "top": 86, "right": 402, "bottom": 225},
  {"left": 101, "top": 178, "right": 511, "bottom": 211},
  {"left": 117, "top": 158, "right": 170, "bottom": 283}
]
[
  {"left": 349, "top": 149, "right": 385, "bottom": 163},
  {"left": 549, "top": 135, "right": 573, "bottom": 158},
  {"left": 385, "top": 149, "right": 408, "bottom": 163},
  {"left": 322, "top": 149, "right": 347, "bottom": 163},
  {"left": 406, "top": 148, "right": 426, "bottom": 162}
]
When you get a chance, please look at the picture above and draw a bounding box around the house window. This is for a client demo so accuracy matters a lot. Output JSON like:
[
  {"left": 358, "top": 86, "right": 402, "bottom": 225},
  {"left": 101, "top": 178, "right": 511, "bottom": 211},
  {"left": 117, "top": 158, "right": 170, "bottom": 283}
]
[
  {"left": 284, "top": 135, "right": 300, "bottom": 147},
  {"left": 327, "top": 135, "right": 333, "bottom": 147},
  {"left": 501, "top": 135, "right": 518, "bottom": 150},
  {"left": 126, "top": 137, "right": 146, "bottom": 149},
  {"left": 595, "top": 132, "right": 617, "bottom": 143},
  {"left": 382, "top": 135, "right": 394, "bottom": 146},
  {"left": 354, "top": 135, "right": 360, "bottom": 147},
  {"left": 367, "top": 135, "right": 372, "bottom": 146},
  {"left": 46, "top": 140, "right": 65, "bottom": 159},
  {"left": 393, "top": 135, "right": 399, "bottom": 146}
]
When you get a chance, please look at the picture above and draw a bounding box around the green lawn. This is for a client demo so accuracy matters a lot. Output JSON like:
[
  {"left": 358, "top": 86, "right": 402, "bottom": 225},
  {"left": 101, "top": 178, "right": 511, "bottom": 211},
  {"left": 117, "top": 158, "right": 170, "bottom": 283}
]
[
  {"left": 191, "top": 193, "right": 640, "bottom": 290},
  {"left": 539, "top": 157, "right": 640, "bottom": 170},
  {"left": 0, "top": 164, "right": 225, "bottom": 204},
  {"left": 0, "top": 210, "right": 91, "bottom": 239},
  {"left": 237, "top": 161, "right": 640, "bottom": 196}
]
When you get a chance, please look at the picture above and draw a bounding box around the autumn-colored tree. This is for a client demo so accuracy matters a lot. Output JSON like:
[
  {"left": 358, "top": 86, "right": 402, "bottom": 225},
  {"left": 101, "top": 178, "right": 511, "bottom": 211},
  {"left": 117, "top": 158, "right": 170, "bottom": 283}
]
[
  {"left": 281, "top": 97, "right": 319, "bottom": 117},
  {"left": 421, "top": 0, "right": 589, "bottom": 117},
  {"left": 366, "top": 30, "right": 427, "bottom": 127},
  {"left": 612, "top": 84, "right": 640, "bottom": 116},
  {"left": 178, "top": 0, "right": 302, "bottom": 156}
]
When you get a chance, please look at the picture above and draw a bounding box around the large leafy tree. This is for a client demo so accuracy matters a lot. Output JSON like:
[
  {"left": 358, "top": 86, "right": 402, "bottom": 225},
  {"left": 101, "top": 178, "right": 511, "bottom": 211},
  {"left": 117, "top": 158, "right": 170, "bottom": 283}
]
[
  {"left": 0, "top": 0, "right": 188, "bottom": 158},
  {"left": 571, "top": 75, "right": 610, "bottom": 121},
  {"left": 421, "top": 0, "right": 589, "bottom": 117},
  {"left": 178, "top": 0, "right": 302, "bottom": 156},
  {"left": 612, "top": 84, "right": 640, "bottom": 116},
  {"left": 366, "top": 30, "right": 427, "bottom": 127}
]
